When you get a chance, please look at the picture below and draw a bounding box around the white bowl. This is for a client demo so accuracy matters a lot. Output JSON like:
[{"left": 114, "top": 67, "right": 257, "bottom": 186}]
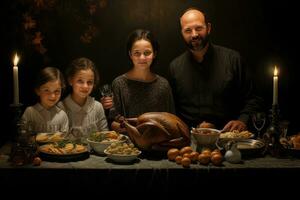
[
  {"left": 191, "top": 128, "right": 221, "bottom": 147},
  {"left": 87, "top": 134, "right": 128, "bottom": 155},
  {"left": 104, "top": 149, "right": 141, "bottom": 163}
]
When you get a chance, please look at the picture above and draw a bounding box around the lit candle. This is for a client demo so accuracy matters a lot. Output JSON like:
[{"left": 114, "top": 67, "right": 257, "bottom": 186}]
[
  {"left": 273, "top": 66, "right": 278, "bottom": 105},
  {"left": 13, "top": 54, "right": 20, "bottom": 105}
]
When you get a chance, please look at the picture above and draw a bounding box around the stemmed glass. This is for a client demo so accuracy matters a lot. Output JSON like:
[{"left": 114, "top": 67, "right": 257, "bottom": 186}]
[
  {"left": 99, "top": 84, "right": 117, "bottom": 118},
  {"left": 279, "top": 120, "right": 290, "bottom": 139},
  {"left": 100, "top": 84, "right": 113, "bottom": 97},
  {"left": 252, "top": 112, "right": 266, "bottom": 139}
]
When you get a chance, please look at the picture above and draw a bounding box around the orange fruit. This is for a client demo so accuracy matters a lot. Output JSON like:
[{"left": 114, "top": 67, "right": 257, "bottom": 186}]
[
  {"left": 201, "top": 148, "right": 212, "bottom": 157},
  {"left": 211, "top": 153, "right": 223, "bottom": 166},
  {"left": 32, "top": 157, "right": 42, "bottom": 166},
  {"left": 190, "top": 151, "right": 199, "bottom": 162},
  {"left": 167, "top": 148, "right": 180, "bottom": 161},
  {"left": 175, "top": 156, "right": 183, "bottom": 165},
  {"left": 181, "top": 157, "right": 191, "bottom": 168},
  {"left": 211, "top": 149, "right": 222, "bottom": 157},
  {"left": 198, "top": 153, "right": 210, "bottom": 165},
  {"left": 180, "top": 146, "right": 193, "bottom": 156}
]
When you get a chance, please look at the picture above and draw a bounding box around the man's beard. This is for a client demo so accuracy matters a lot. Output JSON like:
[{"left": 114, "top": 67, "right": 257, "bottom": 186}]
[{"left": 186, "top": 34, "right": 210, "bottom": 51}]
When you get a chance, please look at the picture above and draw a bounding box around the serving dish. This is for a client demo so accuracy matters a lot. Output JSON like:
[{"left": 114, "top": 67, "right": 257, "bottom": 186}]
[
  {"left": 190, "top": 128, "right": 221, "bottom": 149},
  {"left": 220, "top": 130, "right": 254, "bottom": 141},
  {"left": 104, "top": 142, "right": 141, "bottom": 163},
  {"left": 87, "top": 131, "right": 128, "bottom": 155},
  {"left": 280, "top": 136, "right": 300, "bottom": 157},
  {"left": 38, "top": 141, "right": 89, "bottom": 162},
  {"left": 104, "top": 149, "right": 141, "bottom": 163},
  {"left": 236, "top": 139, "right": 265, "bottom": 158}
]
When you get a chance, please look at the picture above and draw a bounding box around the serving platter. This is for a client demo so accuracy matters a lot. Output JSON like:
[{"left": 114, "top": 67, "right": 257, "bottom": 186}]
[
  {"left": 236, "top": 139, "right": 265, "bottom": 157},
  {"left": 280, "top": 135, "right": 300, "bottom": 158},
  {"left": 38, "top": 142, "right": 89, "bottom": 162}
]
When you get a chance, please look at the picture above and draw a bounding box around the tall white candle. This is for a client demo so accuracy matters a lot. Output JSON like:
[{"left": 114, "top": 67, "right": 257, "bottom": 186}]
[
  {"left": 13, "top": 54, "right": 19, "bottom": 105},
  {"left": 273, "top": 66, "right": 278, "bottom": 105}
]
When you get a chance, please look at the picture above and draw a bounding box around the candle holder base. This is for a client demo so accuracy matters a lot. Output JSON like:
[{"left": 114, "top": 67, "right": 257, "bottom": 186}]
[
  {"left": 9, "top": 103, "right": 24, "bottom": 142},
  {"left": 263, "top": 104, "right": 285, "bottom": 157}
]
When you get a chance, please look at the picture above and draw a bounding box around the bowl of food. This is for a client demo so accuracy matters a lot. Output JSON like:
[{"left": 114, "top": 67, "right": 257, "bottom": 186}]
[
  {"left": 236, "top": 139, "right": 265, "bottom": 158},
  {"left": 191, "top": 128, "right": 221, "bottom": 148},
  {"left": 87, "top": 131, "right": 128, "bottom": 155},
  {"left": 104, "top": 142, "right": 141, "bottom": 163},
  {"left": 219, "top": 130, "right": 254, "bottom": 141}
]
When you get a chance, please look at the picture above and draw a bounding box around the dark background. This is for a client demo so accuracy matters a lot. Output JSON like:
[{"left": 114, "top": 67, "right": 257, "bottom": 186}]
[{"left": 1, "top": 0, "right": 298, "bottom": 143}]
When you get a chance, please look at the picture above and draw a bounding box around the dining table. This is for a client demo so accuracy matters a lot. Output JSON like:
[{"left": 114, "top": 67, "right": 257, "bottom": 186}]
[{"left": 1, "top": 141, "right": 300, "bottom": 195}]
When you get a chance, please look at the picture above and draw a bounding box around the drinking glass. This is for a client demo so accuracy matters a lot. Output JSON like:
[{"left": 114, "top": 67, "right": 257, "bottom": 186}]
[
  {"left": 279, "top": 120, "right": 290, "bottom": 138},
  {"left": 252, "top": 112, "right": 266, "bottom": 139},
  {"left": 100, "top": 84, "right": 113, "bottom": 97}
]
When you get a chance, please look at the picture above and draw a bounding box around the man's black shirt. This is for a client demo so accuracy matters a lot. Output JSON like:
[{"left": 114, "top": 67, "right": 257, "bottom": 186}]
[{"left": 169, "top": 43, "right": 263, "bottom": 128}]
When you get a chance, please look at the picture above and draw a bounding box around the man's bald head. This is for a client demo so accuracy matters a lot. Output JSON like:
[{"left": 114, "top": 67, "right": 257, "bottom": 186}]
[
  {"left": 180, "top": 8, "right": 208, "bottom": 27},
  {"left": 179, "top": 7, "right": 211, "bottom": 52}
]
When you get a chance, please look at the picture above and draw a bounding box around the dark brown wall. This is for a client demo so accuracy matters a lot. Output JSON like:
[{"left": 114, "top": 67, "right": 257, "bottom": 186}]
[{"left": 1, "top": 0, "right": 298, "bottom": 142}]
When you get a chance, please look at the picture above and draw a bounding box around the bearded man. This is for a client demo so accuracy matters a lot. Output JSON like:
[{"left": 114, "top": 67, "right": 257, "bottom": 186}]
[{"left": 169, "top": 7, "right": 263, "bottom": 131}]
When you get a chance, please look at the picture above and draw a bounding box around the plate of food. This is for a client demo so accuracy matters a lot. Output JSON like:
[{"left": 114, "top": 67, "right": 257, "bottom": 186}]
[
  {"left": 38, "top": 140, "right": 89, "bottom": 161},
  {"left": 220, "top": 130, "right": 254, "bottom": 141},
  {"left": 36, "top": 132, "right": 65, "bottom": 143},
  {"left": 236, "top": 139, "right": 265, "bottom": 157},
  {"left": 104, "top": 142, "right": 141, "bottom": 163},
  {"left": 280, "top": 133, "right": 300, "bottom": 157}
]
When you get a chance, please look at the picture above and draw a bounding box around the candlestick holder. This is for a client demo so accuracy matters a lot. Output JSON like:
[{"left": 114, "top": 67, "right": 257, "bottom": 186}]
[
  {"left": 9, "top": 103, "right": 23, "bottom": 141},
  {"left": 263, "top": 104, "right": 285, "bottom": 157},
  {"left": 8, "top": 103, "right": 37, "bottom": 166}
]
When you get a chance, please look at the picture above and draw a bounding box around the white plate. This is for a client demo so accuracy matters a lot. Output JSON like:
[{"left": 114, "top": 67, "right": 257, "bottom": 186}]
[{"left": 104, "top": 149, "right": 141, "bottom": 163}]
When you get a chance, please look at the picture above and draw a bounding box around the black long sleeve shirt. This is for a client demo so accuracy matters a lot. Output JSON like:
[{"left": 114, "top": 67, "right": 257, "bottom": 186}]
[{"left": 169, "top": 43, "right": 263, "bottom": 129}]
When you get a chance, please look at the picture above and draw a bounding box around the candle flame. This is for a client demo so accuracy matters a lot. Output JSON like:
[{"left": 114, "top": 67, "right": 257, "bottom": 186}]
[
  {"left": 13, "top": 54, "right": 19, "bottom": 66},
  {"left": 274, "top": 66, "right": 278, "bottom": 76}
]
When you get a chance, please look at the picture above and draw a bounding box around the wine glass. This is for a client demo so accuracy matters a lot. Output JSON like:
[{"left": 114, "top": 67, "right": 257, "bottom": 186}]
[
  {"left": 279, "top": 120, "right": 290, "bottom": 138},
  {"left": 100, "top": 84, "right": 113, "bottom": 97},
  {"left": 252, "top": 112, "right": 266, "bottom": 139}
]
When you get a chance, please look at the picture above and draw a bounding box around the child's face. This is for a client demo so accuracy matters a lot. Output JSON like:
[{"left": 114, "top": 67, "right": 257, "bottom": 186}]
[
  {"left": 36, "top": 80, "right": 62, "bottom": 109},
  {"left": 130, "top": 39, "right": 155, "bottom": 69},
  {"left": 69, "top": 69, "right": 94, "bottom": 99}
]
